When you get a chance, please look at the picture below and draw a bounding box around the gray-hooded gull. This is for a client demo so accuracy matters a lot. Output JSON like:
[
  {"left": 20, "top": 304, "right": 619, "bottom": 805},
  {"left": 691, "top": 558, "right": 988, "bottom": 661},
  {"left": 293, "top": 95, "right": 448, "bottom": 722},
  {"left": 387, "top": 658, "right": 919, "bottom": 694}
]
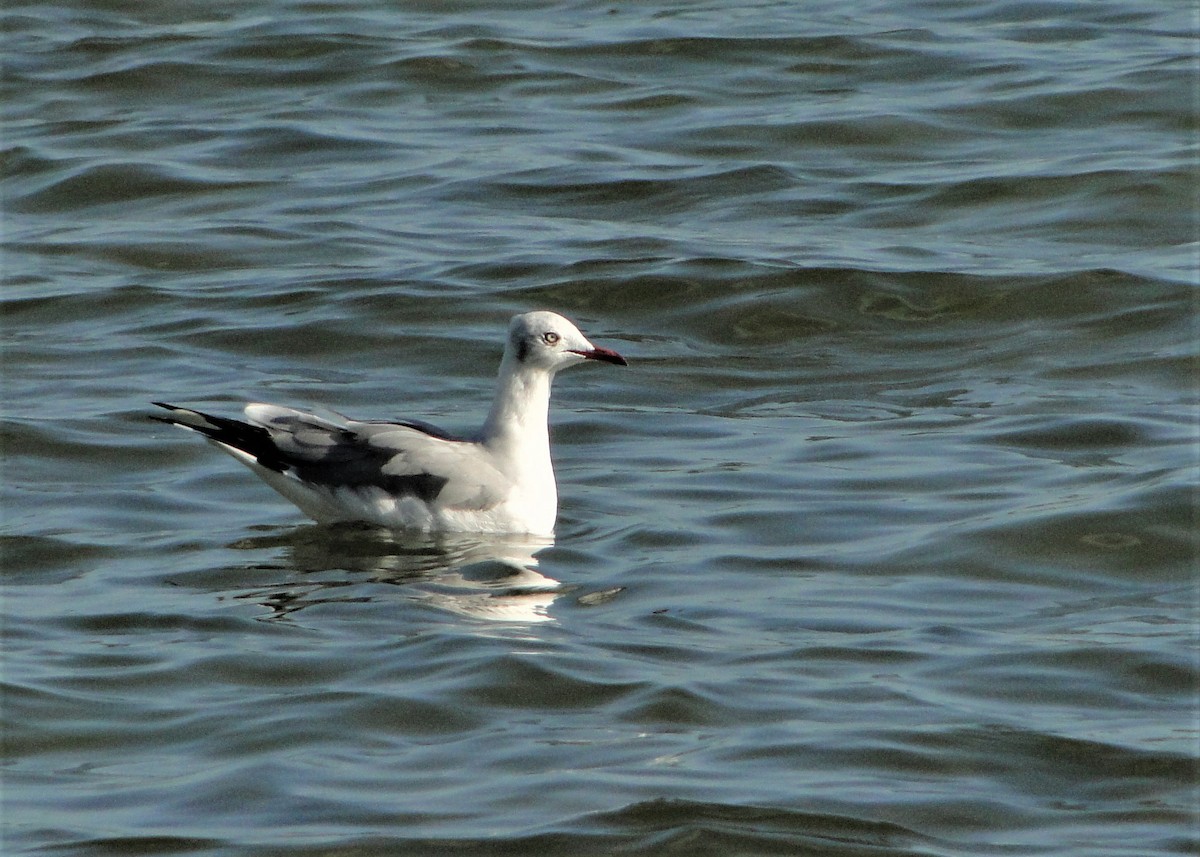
[{"left": 152, "top": 310, "right": 627, "bottom": 535}]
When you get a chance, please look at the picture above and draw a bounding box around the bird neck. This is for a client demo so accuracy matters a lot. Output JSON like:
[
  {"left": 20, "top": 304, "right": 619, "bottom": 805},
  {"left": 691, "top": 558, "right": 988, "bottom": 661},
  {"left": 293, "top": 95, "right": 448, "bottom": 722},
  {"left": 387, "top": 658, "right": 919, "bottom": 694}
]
[{"left": 481, "top": 358, "right": 554, "bottom": 464}]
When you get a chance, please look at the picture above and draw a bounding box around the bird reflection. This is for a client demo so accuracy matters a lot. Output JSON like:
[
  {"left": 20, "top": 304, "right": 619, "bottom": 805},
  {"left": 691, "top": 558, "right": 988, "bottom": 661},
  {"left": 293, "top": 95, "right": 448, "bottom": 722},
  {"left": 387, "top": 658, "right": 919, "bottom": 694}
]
[{"left": 226, "top": 525, "right": 560, "bottom": 623}]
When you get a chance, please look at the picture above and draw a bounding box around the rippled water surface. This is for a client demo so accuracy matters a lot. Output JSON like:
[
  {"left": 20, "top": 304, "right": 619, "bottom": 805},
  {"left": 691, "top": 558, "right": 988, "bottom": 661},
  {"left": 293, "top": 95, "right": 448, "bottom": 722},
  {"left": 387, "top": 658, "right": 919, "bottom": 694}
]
[{"left": 3, "top": 1, "right": 1197, "bottom": 855}]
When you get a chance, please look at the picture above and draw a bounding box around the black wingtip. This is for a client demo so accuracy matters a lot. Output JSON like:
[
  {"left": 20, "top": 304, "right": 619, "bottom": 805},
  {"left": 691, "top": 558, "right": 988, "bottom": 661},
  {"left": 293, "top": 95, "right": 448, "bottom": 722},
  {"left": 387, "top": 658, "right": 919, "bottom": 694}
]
[
  {"left": 148, "top": 402, "right": 287, "bottom": 472},
  {"left": 149, "top": 401, "right": 178, "bottom": 423}
]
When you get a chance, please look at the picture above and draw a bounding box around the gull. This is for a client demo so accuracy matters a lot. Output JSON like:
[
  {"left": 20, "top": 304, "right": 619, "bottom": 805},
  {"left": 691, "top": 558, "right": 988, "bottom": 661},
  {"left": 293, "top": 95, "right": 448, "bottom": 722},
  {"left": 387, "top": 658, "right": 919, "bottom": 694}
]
[{"left": 152, "top": 310, "right": 626, "bottom": 535}]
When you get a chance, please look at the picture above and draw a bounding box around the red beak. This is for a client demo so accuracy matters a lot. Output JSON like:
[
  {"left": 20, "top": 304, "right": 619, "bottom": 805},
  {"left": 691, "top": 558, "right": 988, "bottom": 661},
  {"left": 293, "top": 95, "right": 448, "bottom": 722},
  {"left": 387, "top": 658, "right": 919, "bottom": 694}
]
[{"left": 571, "top": 346, "right": 628, "bottom": 366}]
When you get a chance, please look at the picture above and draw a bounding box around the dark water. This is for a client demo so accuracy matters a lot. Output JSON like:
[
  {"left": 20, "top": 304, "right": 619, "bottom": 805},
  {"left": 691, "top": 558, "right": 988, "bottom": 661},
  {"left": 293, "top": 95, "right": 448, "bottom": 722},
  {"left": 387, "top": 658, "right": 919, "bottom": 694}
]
[{"left": 3, "top": 1, "right": 1197, "bottom": 855}]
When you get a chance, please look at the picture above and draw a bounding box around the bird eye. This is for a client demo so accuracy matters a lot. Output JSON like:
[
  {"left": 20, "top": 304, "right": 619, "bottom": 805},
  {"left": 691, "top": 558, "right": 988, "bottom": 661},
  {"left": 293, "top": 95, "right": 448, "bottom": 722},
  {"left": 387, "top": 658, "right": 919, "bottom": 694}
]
[{"left": 542, "top": 331, "right": 560, "bottom": 345}]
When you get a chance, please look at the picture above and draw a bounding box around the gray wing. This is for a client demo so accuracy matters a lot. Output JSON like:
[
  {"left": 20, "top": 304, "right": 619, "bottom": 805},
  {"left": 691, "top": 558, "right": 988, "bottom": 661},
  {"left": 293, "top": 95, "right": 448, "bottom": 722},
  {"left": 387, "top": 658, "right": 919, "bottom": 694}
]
[{"left": 244, "top": 404, "right": 509, "bottom": 510}]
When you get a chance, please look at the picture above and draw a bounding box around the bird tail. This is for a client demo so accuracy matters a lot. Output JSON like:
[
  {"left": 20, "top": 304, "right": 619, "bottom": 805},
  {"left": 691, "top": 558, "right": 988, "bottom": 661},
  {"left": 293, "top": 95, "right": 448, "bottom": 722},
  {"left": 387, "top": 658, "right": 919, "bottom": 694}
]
[{"left": 150, "top": 402, "right": 285, "bottom": 470}]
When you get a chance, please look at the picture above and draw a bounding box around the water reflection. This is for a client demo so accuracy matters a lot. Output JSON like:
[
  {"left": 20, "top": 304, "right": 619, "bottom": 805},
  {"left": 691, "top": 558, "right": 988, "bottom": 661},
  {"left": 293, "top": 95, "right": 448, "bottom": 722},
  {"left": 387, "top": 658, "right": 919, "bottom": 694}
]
[{"left": 226, "top": 525, "right": 561, "bottom": 623}]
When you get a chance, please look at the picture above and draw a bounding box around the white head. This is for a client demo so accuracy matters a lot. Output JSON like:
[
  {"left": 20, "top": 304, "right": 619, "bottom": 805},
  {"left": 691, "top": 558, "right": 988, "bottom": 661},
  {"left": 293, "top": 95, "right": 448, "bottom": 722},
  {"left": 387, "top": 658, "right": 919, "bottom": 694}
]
[{"left": 504, "top": 311, "right": 627, "bottom": 373}]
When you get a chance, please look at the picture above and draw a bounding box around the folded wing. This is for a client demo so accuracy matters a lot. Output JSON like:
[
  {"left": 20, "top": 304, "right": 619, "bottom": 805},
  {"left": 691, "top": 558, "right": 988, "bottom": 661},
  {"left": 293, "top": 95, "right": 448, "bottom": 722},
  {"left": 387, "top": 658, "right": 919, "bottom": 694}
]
[{"left": 157, "top": 403, "right": 509, "bottom": 512}]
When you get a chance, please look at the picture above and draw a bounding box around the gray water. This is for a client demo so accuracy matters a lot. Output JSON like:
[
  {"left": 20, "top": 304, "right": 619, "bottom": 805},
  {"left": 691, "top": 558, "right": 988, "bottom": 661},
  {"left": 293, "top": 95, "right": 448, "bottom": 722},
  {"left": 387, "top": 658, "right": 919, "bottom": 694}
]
[{"left": 3, "top": 1, "right": 1197, "bottom": 855}]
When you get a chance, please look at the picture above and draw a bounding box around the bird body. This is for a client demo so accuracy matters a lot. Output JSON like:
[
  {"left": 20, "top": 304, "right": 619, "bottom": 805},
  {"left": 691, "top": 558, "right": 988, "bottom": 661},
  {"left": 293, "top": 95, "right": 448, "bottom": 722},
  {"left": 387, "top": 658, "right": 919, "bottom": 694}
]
[{"left": 153, "top": 311, "right": 626, "bottom": 535}]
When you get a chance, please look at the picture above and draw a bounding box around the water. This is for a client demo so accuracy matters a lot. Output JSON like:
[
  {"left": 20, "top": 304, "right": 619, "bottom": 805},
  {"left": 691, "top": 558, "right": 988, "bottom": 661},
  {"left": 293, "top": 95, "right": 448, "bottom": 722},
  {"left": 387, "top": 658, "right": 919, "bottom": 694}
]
[{"left": 3, "top": 1, "right": 1197, "bottom": 855}]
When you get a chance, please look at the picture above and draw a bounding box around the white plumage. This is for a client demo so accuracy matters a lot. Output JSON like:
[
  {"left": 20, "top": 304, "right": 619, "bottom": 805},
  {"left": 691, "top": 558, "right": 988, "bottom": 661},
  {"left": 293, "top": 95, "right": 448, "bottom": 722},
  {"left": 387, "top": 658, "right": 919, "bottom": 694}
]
[{"left": 153, "top": 311, "right": 626, "bottom": 535}]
